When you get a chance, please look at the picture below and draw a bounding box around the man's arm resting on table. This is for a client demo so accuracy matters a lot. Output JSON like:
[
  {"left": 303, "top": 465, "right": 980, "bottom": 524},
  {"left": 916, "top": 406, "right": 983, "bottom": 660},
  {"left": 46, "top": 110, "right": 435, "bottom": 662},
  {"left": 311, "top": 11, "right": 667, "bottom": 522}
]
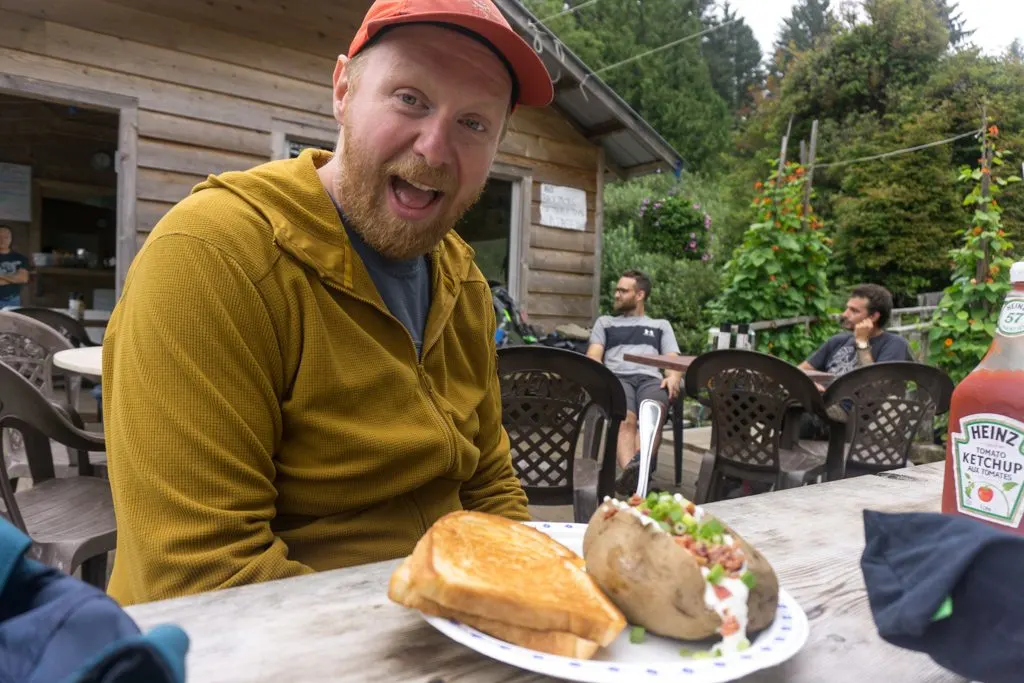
[
  {"left": 461, "top": 314, "right": 530, "bottom": 520},
  {"left": 662, "top": 351, "right": 683, "bottom": 400},
  {"left": 104, "top": 233, "right": 314, "bottom": 604}
]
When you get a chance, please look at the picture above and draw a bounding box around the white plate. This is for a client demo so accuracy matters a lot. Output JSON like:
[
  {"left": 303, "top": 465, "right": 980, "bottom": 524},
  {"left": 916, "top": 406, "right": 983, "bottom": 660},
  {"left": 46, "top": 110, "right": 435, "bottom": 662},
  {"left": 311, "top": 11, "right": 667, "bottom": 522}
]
[{"left": 422, "top": 521, "right": 809, "bottom": 683}]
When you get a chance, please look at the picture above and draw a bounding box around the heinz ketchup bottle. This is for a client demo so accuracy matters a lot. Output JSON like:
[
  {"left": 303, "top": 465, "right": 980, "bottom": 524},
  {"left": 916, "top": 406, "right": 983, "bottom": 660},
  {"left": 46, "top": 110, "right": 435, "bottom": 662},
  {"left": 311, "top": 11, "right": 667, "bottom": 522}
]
[{"left": 942, "top": 261, "right": 1024, "bottom": 532}]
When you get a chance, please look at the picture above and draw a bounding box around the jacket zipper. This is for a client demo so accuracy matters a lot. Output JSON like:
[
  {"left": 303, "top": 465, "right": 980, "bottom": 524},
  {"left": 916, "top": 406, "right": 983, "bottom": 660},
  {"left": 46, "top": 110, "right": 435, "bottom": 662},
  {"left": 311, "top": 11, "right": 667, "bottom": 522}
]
[{"left": 321, "top": 278, "right": 458, "bottom": 527}]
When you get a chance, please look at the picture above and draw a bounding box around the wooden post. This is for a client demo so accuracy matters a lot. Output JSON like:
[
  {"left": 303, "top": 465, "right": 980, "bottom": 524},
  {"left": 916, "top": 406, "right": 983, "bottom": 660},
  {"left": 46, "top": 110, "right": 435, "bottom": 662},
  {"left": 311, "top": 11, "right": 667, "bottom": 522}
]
[
  {"left": 802, "top": 119, "right": 819, "bottom": 230},
  {"left": 975, "top": 107, "right": 992, "bottom": 284},
  {"left": 777, "top": 114, "right": 794, "bottom": 187}
]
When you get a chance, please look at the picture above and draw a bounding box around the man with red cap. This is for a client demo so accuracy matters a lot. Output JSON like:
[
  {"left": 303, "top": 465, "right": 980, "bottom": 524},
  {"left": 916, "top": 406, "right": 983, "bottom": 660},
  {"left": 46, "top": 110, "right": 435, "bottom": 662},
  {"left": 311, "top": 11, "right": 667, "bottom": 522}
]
[{"left": 101, "top": 0, "right": 553, "bottom": 605}]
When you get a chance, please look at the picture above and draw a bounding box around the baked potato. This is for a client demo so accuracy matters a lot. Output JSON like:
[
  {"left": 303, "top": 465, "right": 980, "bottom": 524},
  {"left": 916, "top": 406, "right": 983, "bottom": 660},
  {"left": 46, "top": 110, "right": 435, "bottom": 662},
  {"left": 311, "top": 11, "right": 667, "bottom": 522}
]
[{"left": 582, "top": 492, "right": 779, "bottom": 653}]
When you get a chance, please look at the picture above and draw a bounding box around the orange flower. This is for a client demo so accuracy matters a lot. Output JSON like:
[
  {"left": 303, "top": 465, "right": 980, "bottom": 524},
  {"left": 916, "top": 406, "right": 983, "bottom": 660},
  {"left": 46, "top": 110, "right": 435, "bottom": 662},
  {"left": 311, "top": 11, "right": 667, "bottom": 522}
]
[
  {"left": 986, "top": 277, "right": 995, "bottom": 284},
  {"left": 754, "top": 181, "right": 763, "bottom": 190},
  {"left": 982, "top": 167, "right": 991, "bottom": 175},
  {"left": 991, "top": 265, "right": 1001, "bottom": 275},
  {"left": 796, "top": 167, "right": 805, "bottom": 176},
  {"left": 998, "top": 230, "right": 1006, "bottom": 237},
  {"left": 989, "top": 125, "right": 999, "bottom": 137},
  {"left": 945, "top": 338, "right": 953, "bottom": 347},
  {"left": 973, "top": 226, "right": 983, "bottom": 236},
  {"left": 771, "top": 245, "right": 780, "bottom": 251},
  {"left": 968, "top": 319, "right": 975, "bottom": 325},
  {"left": 769, "top": 275, "right": 777, "bottom": 282}
]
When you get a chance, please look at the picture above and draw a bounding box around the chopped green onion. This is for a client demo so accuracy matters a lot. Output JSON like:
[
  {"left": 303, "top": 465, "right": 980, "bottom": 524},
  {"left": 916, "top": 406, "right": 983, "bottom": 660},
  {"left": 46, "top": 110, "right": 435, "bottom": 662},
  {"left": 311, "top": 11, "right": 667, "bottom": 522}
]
[
  {"left": 672, "top": 521, "right": 687, "bottom": 535},
  {"left": 658, "top": 520, "right": 671, "bottom": 533},
  {"left": 707, "top": 563, "right": 725, "bottom": 584},
  {"left": 629, "top": 626, "right": 646, "bottom": 644},
  {"left": 646, "top": 492, "right": 659, "bottom": 506},
  {"left": 712, "top": 647, "right": 723, "bottom": 657},
  {"left": 691, "top": 650, "right": 713, "bottom": 660},
  {"left": 681, "top": 513, "right": 696, "bottom": 527},
  {"left": 740, "top": 570, "right": 757, "bottom": 589},
  {"left": 678, "top": 648, "right": 694, "bottom": 658},
  {"left": 669, "top": 507, "right": 683, "bottom": 523},
  {"left": 737, "top": 638, "right": 751, "bottom": 651},
  {"left": 699, "top": 518, "right": 725, "bottom": 539}
]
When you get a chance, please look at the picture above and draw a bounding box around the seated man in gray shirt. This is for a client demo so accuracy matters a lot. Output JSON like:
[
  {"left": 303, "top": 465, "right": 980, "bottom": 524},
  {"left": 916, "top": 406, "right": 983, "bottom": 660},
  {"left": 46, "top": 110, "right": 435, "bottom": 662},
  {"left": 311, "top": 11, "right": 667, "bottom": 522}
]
[
  {"left": 799, "top": 283, "right": 913, "bottom": 438},
  {"left": 587, "top": 269, "right": 682, "bottom": 494}
]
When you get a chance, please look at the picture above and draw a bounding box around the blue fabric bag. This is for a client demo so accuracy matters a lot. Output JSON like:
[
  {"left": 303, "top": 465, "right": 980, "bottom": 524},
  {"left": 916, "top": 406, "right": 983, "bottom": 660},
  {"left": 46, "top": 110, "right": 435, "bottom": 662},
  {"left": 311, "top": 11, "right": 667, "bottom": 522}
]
[
  {"left": 861, "top": 509, "right": 1024, "bottom": 683},
  {"left": 0, "top": 517, "right": 189, "bottom": 683}
]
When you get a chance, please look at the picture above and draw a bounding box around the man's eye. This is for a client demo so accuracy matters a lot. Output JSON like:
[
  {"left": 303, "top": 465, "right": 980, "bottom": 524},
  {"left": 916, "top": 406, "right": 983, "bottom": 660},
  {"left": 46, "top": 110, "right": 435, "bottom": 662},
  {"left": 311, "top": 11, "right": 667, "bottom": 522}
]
[
  {"left": 399, "top": 93, "right": 418, "bottom": 106},
  {"left": 463, "top": 118, "right": 485, "bottom": 132}
]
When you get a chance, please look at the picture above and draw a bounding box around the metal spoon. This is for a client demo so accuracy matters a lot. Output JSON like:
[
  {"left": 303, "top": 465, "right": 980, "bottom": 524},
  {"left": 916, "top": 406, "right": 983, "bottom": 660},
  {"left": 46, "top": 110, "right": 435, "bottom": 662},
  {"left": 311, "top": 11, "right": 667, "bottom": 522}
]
[{"left": 635, "top": 398, "right": 663, "bottom": 499}]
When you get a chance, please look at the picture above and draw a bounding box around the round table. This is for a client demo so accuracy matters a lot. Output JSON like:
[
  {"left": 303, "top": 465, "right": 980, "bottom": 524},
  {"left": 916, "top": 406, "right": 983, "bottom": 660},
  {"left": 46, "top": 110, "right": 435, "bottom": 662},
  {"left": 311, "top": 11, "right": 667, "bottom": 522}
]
[{"left": 53, "top": 346, "right": 104, "bottom": 380}]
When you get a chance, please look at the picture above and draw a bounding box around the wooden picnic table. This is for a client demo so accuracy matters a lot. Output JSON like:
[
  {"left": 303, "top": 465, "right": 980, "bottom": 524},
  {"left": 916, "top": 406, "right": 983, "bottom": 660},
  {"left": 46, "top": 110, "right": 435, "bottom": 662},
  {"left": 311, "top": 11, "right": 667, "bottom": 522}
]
[
  {"left": 125, "top": 462, "right": 959, "bottom": 683},
  {"left": 624, "top": 352, "right": 836, "bottom": 387}
]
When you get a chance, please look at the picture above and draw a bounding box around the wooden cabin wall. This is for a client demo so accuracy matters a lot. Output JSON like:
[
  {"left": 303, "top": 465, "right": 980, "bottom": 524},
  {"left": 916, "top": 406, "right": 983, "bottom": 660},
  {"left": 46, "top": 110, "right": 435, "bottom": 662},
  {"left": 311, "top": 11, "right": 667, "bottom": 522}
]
[{"left": 0, "top": 0, "right": 604, "bottom": 330}]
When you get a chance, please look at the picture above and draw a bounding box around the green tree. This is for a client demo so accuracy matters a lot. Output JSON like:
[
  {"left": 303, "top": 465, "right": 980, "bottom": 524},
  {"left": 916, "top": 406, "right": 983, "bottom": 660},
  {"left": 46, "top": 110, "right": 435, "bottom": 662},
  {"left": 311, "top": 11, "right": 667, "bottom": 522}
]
[
  {"left": 770, "top": 0, "right": 838, "bottom": 80},
  {"left": 702, "top": 3, "right": 764, "bottom": 117},
  {"left": 529, "top": 0, "right": 731, "bottom": 171}
]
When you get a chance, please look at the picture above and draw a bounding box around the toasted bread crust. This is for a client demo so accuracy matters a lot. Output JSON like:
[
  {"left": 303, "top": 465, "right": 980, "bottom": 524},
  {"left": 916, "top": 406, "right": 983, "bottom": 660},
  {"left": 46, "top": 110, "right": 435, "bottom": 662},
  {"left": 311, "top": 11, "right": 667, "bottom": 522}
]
[{"left": 390, "top": 512, "right": 625, "bottom": 650}]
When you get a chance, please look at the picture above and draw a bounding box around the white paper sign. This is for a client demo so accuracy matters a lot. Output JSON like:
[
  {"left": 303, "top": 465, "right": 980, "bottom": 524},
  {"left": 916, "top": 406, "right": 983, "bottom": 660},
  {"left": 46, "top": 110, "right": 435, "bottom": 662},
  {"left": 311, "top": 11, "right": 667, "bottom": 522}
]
[
  {"left": 539, "top": 183, "right": 587, "bottom": 231},
  {"left": 0, "top": 162, "right": 32, "bottom": 222}
]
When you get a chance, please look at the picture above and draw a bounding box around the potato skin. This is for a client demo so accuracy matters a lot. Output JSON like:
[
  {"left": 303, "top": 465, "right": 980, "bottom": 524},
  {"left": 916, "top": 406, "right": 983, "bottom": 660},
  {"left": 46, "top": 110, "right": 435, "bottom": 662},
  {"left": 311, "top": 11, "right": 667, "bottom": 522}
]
[{"left": 582, "top": 502, "right": 779, "bottom": 641}]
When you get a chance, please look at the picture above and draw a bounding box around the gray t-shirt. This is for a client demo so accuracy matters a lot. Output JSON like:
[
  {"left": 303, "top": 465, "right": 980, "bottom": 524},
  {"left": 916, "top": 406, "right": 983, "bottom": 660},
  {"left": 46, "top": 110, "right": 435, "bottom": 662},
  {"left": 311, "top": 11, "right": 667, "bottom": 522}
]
[
  {"left": 807, "top": 331, "right": 912, "bottom": 377},
  {"left": 589, "top": 314, "right": 680, "bottom": 379},
  {"left": 340, "top": 213, "right": 431, "bottom": 359}
]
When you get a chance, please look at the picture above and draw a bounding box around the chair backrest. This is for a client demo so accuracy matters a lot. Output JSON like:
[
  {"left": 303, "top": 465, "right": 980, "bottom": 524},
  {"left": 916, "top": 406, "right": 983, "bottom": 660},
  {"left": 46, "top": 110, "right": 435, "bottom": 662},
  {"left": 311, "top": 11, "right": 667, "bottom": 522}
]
[
  {"left": 0, "top": 310, "right": 77, "bottom": 398},
  {"left": 497, "top": 345, "right": 627, "bottom": 506},
  {"left": 707, "top": 323, "right": 756, "bottom": 351},
  {"left": 11, "top": 307, "right": 97, "bottom": 348},
  {"left": 824, "top": 362, "right": 954, "bottom": 476},
  {"left": 0, "top": 360, "right": 105, "bottom": 531},
  {"left": 685, "top": 349, "right": 826, "bottom": 473}
]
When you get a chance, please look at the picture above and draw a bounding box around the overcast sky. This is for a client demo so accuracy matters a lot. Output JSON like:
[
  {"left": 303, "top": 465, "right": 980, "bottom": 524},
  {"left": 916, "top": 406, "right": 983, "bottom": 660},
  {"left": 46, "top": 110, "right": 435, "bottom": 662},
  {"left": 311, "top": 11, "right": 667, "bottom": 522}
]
[{"left": 724, "top": 0, "right": 1022, "bottom": 57}]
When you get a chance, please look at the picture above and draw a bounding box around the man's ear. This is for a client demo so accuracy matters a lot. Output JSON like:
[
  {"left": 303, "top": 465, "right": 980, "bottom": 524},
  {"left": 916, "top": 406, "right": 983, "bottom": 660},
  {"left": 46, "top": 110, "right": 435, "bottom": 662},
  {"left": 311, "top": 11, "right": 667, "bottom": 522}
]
[
  {"left": 869, "top": 310, "right": 881, "bottom": 325},
  {"left": 333, "top": 54, "right": 352, "bottom": 124}
]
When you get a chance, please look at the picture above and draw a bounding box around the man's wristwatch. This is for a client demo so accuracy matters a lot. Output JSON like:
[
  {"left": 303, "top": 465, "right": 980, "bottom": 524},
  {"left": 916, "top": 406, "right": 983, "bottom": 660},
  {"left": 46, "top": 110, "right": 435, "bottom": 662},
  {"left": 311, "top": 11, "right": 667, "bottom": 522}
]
[{"left": 855, "top": 340, "right": 870, "bottom": 351}]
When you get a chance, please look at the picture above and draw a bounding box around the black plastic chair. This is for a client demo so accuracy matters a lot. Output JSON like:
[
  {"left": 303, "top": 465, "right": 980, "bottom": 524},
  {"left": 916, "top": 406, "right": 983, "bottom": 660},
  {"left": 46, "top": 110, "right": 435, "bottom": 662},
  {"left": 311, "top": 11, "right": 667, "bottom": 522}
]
[
  {"left": 0, "top": 360, "right": 115, "bottom": 588},
  {"left": 497, "top": 345, "right": 627, "bottom": 523},
  {"left": 685, "top": 349, "right": 843, "bottom": 503},
  {"left": 11, "top": 308, "right": 101, "bottom": 348},
  {"left": 806, "top": 362, "right": 954, "bottom": 478}
]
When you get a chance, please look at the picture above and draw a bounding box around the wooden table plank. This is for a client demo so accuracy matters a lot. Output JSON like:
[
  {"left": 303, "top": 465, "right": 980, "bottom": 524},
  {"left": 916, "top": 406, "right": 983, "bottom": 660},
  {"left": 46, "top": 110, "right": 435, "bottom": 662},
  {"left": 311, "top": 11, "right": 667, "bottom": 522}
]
[
  {"left": 623, "top": 352, "right": 836, "bottom": 387},
  {"left": 126, "top": 463, "right": 959, "bottom": 683}
]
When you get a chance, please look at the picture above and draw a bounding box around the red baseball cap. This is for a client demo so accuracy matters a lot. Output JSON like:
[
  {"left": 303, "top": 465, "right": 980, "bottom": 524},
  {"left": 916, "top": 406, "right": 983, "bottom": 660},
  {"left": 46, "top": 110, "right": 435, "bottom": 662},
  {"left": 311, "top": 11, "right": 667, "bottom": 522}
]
[{"left": 348, "top": 0, "right": 554, "bottom": 108}]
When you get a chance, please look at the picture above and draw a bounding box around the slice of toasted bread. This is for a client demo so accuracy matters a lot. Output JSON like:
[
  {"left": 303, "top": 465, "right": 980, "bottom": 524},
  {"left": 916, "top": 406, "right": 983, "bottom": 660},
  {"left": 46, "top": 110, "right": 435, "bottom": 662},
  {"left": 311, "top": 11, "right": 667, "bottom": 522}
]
[
  {"left": 393, "top": 511, "right": 625, "bottom": 647},
  {"left": 390, "top": 554, "right": 600, "bottom": 659}
]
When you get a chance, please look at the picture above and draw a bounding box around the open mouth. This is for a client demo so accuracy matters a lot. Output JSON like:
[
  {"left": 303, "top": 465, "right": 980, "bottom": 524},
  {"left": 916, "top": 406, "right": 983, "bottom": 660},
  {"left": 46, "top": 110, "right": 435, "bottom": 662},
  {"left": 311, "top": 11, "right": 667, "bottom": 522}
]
[{"left": 389, "top": 175, "right": 444, "bottom": 213}]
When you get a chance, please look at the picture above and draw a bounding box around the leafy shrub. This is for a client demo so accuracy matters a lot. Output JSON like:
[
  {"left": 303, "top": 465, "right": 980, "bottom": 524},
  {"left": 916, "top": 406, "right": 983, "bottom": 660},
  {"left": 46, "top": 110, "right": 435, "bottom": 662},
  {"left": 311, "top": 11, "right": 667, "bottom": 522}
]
[
  {"left": 601, "top": 225, "right": 722, "bottom": 354},
  {"left": 636, "top": 194, "right": 713, "bottom": 262},
  {"left": 710, "top": 161, "right": 835, "bottom": 363},
  {"left": 928, "top": 125, "right": 1021, "bottom": 383}
]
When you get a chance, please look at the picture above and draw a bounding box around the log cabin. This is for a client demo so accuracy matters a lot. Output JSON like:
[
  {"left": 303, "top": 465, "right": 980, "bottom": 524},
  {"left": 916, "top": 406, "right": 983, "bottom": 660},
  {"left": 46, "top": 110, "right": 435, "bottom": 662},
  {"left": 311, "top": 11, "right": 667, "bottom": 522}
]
[{"left": 0, "top": 0, "right": 683, "bottom": 332}]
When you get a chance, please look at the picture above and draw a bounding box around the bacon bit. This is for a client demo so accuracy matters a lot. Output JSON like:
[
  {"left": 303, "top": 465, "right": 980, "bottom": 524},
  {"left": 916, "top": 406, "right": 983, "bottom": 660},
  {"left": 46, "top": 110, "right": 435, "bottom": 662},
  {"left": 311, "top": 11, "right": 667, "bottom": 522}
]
[
  {"left": 719, "top": 615, "right": 740, "bottom": 636},
  {"left": 685, "top": 502, "right": 696, "bottom": 515},
  {"left": 693, "top": 555, "right": 709, "bottom": 566},
  {"left": 603, "top": 507, "right": 618, "bottom": 520},
  {"left": 628, "top": 494, "right": 643, "bottom": 506},
  {"left": 713, "top": 584, "right": 732, "bottom": 601},
  {"left": 641, "top": 509, "right": 651, "bottom": 516}
]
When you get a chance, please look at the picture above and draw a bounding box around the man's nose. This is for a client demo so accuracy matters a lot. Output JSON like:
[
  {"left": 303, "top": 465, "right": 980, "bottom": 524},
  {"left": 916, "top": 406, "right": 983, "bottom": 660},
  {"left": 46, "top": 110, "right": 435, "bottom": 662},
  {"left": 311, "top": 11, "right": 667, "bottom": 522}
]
[{"left": 411, "top": 116, "right": 455, "bottom": 169}]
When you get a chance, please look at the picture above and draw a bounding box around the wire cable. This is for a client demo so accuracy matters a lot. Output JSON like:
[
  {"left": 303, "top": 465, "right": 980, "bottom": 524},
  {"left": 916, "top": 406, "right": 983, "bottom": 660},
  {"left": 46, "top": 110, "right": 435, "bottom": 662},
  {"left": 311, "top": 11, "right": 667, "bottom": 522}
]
[{"left": 815, "top": 129, "right": 983, "bottom": 169}]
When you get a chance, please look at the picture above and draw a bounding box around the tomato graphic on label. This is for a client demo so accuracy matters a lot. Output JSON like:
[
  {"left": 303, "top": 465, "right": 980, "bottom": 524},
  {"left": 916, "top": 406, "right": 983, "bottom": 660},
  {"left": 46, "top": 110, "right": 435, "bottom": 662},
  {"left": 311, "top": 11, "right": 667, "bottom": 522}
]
[{"left": 979, "top": 486, "right": 995, "bottom": 503}]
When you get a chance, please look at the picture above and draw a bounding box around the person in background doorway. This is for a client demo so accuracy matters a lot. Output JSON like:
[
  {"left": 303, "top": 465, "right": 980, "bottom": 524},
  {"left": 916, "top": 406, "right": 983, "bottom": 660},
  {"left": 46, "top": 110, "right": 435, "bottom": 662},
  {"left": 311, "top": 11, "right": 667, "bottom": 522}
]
[
  {"left": 587, "top": 270, "right": 682, "bottom": 494},
  {"left": 0, "top": 225, "right": 30, "bottom": 309}
]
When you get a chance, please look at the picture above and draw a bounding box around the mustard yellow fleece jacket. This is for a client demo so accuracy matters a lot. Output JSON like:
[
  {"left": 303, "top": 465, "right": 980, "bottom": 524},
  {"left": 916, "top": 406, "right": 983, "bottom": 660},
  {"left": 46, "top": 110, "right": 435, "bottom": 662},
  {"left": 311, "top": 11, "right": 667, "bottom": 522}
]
[{"left": 102, "top": 149, "right": 529, "bottom": 606}]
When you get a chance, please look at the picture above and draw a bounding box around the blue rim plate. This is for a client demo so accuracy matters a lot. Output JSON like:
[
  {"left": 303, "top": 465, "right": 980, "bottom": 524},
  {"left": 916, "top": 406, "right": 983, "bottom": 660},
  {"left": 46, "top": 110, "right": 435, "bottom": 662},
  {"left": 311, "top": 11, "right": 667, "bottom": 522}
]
[{"left": 421, "top": 522, "right": 809, "bottom": 683}]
